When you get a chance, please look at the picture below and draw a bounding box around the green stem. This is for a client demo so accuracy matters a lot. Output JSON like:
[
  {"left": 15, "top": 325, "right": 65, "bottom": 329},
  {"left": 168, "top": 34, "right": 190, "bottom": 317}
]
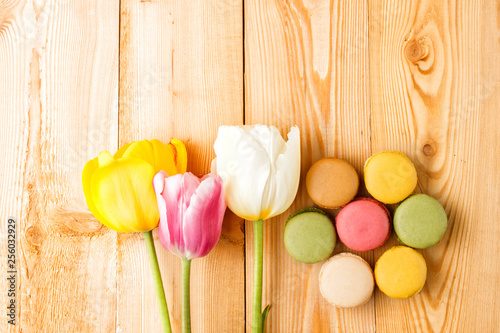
[
  {"left": 182, "top": 257, "right": 192, "bottom": 333},
  {"left": 252, "top": 219, "right": 264, "bottom": 333},
  {"left": 143, "top": 231, "right": 172, "bottom": 333}
]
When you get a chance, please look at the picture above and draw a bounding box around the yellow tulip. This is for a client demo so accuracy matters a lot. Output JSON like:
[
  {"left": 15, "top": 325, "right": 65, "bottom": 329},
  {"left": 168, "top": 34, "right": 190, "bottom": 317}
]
[
  {"left": 82, "top": 139, "right": 185, "bottom": 333},
  {"left": 82, "top": 139, "right": 187, "bottom": 233}
]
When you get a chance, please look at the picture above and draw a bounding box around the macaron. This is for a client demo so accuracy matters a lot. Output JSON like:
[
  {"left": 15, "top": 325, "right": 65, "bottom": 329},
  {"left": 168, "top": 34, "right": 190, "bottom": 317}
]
[
  {"left": 284, "top": 208, "right": 336, "bottom": 264},
  {"left": 364, "top": 151, "right": 417, "bottom": 204},
  {"left": 319, "top": 253, "right": 374, "bottom": 308},
  {"left": 393, "top": 194, "right": 448, "bottom": 249},
  {"left": 306, "top": 158, "right": 359, "bottom": 209},
  {"left": 336, "top": 198, "right": 391, "bottom": 251},
  {"left": 374, "top": 246, "right": 427, "bottom": 299}
]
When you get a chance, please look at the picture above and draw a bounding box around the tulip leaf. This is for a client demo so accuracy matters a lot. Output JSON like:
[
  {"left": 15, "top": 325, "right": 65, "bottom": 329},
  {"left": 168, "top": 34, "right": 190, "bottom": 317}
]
[{"left": 261, "top": 304, "right": 270, "bottom": 333}]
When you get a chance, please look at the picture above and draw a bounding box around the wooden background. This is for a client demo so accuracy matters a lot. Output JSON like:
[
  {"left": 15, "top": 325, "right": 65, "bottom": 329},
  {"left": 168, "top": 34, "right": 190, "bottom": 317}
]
[{"left": 1, "top": 0, "right": 499, "bottom": 332}]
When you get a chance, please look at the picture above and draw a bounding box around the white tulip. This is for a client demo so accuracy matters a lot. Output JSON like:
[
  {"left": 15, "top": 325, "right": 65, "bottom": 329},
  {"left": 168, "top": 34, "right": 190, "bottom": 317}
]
[
  {"left": 212, "top": 124, "right": 301, "bottom": 221},
  {"left": 213, "top": 124, "right": 300, "bottom": 332}
]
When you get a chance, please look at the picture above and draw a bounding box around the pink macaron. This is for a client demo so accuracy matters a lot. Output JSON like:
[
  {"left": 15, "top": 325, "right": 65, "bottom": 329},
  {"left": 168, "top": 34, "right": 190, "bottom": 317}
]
[{"left": 336, "top": 198, "right": 391, "bottom": 251}]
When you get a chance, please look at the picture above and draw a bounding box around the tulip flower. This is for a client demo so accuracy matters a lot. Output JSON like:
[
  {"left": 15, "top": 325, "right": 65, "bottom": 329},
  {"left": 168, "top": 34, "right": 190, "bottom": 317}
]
[
  {"left": 153, "top": 171, "right": 226, "bottom": 333},
  {"left": 212, "top": 125, "right": 301, "bottom": 333},
  {"left": 82, "top": 138, "right": 187, "bottom": 333}
]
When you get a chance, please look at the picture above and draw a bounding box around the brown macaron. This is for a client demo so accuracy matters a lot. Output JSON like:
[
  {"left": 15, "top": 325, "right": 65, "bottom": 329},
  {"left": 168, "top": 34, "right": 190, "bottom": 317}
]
[{"left": 306, "top": 158, "right": 359, "bottom": 209}]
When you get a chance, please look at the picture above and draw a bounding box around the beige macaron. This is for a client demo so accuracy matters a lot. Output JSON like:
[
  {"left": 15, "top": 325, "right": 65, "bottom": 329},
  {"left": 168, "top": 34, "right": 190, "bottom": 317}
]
[
  {"left": 306, "top": 158, "right": 359, "bottom": 209},
  {"left": 319, "top": 253, "right": 374, "bottom": 308}
]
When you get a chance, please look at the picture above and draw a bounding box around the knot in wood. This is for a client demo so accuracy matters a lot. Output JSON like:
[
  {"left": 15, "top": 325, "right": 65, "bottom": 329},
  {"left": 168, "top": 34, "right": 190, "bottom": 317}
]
[
  {"left": 26, "top": 225, "right": 44, "bottom": 247},
  {"left": 423, "top": 143, "right": 436, "bottom": 157},
  {"left": 405, "top": 37, "right": 432, "bottom": 63}
]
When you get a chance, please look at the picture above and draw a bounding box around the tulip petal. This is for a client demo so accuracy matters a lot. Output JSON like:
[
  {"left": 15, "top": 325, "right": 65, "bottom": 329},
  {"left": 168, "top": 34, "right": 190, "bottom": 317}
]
[
  {"left": 156, "top": 173, "right": 186, "bottom": 255},
  {"left": 154, "top": 172, "right": 181, "bottom": 257},
  {"left": 242, "top": 125, "right": 287, "bottom": 163},
  {"left": 157, "top": 173, "right": 201, "bottom": 256},
  {"left": 169, "top": 139, "right": 187, "bottom": 174},
  {"left": 91, "top": 158, "right": 159, "bottom": 232},
  {"left": 246, "top": 126, "right": 289, "bottom": 219},
  {"left": 113, "top": 142, "right": 134, "bottom": 159},
  {"left": 114, "top": 139, "right": 186, "bottom": 175},
  {"left": 213, "top": 125, "right": 301, "bottom": 221},
  {"left": 82, "top": 156, "right": 113, "bottom": 227},
  {"left": 114, "top": 140, "right": 157, "bottom": 168},
  {"left": 179, "top": 172, "right": 201, "bottom": 210},
  {"left": 214, "top": 126, "right": 271, "bottom": 220},
  {"left": 268, "top": 126, "right": 301, "bottom": 218},
  {"left": 97, "top": 150, "right": 115, "bottom": 167},
  {"left": 182, "top": 174, "right": 226, "bottom": 259},
  {"left": 154, "top": 172, "right": 226, "bottom": 259},
  {"left": 210, "top": 158, "right": 217, "bottom": 174},
  {"left": 153, "top": 171, "right": 168, "bottom": 238},
  {"left": 152, "top": 139, "right": 185, "bottom": 175}
]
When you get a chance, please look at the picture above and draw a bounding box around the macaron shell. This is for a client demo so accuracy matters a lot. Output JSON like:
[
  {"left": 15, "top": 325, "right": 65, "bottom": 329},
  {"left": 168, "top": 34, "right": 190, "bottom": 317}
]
[
  {"left": 284, "top": 208, "right": 336, "bottom": 264},
  {"left": 336, "top": 198, "right": 391, "bottom": 251},
  {"left": 374, "top": 246, "right": 427, "bottom": 299},
  {"left": 364, "top": 151, "right": 417, "bottom": 204},
  {"left": 319, "top": 253, "right": 375, "bottom": 308},
  {"left": 306, "top": 158, "right": 359, "bottom": 209},
  {"left": 393, "top": 194, "right": 448, "bottom": 249}
]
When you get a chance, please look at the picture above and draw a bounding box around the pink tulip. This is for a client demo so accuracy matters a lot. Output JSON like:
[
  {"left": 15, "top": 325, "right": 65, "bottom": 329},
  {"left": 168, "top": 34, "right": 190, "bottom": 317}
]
[
  {"left": 153, "top": 171, "right": 226, "bottom": 333},
  {"left": 153, "top": 171, "right": 226, "bottom": 260}
]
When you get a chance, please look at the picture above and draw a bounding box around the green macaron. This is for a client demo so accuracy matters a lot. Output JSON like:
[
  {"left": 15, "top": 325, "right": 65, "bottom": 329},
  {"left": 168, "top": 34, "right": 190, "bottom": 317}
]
[
  {"left": 394, "top": 194, "right": 448, "bottom": 249},
  {"left": 284, "top": 208, "right": 336, "bottom": 264}
]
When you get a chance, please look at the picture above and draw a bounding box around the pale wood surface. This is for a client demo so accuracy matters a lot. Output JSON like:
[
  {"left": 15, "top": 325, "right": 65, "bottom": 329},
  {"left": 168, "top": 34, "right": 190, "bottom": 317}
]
[
  {"left": 245, "top": 0, "right": 375, "bottom": 332},
  {"left": 1, "top": 0, "right": 120, "bottom": 332},
  {"left": 1, "top": 0, "right": 499, "bottom": 332},
  {"left": 117, "top": 0, "right": 244, "bottom": 332},
  {"left": 369, "top": 1, "right": 500, "bottom": 332}
]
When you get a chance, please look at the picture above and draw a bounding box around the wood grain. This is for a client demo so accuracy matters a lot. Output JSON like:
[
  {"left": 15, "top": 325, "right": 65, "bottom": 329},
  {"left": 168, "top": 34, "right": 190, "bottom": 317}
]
[
  {"left": 118, "top": 0, "right": 244, "bottom": 332},
  {"left": 245, "top": 0, "right": 374, "bottom": 332},
  {"left": 0, "top": 0, "right": 119, "bottom": 332},
  {"left": 1, "top": 0, "right": 499, "bottom": 332},
  {"left": 369, "top": 0, "right": 500, "bottom": 332}
]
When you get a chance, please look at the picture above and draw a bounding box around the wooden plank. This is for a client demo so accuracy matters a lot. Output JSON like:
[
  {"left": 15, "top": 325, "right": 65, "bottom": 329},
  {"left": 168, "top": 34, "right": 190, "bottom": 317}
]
[
  {"left": 0, "top": 0, "right": 119, "bottom": 332},
  {"left": 244, "top": 0, "right": 373, "bottom": 332},
  {"left": 369, "top": 0, "right": 500, "bottom": 331},
  {"left": 466, "top": 0, "right": 500, "bottom": 329},
  {"left": 0, "top": 0, "right": 498, "bottom": 332},
  {"left": 118, "top": 0, "right": 244, "bottom": 332}
]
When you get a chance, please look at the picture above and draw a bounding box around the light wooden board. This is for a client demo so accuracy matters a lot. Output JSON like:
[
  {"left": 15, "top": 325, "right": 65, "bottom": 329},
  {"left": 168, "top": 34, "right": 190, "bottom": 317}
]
[
  {"left": 118, "top": 0, "right": 244, "bottom": 332},
  {"left": 369, "top": 0, "right": 500, "bottom": 331},
  {"left": 245, "top": 0, "right": 374, "bottom": 332},
  {"left": 1, "top": 0, "right": 500, "bottom": 332},
  {"left": 0, "top": 0, "right": 119, "bottom": 332},
  {"left": 245, "top": 0, "right": 500, "bottom": 332}
]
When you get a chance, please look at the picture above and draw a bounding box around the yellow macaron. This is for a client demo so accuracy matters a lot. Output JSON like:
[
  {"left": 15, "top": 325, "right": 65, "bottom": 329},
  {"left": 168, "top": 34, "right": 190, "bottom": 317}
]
[
  {"left": 364, "top": 151, "right": 417, "bottom": 204},
  {"left": 374, "top": 246, "right": 427, "bottom": 299}
]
